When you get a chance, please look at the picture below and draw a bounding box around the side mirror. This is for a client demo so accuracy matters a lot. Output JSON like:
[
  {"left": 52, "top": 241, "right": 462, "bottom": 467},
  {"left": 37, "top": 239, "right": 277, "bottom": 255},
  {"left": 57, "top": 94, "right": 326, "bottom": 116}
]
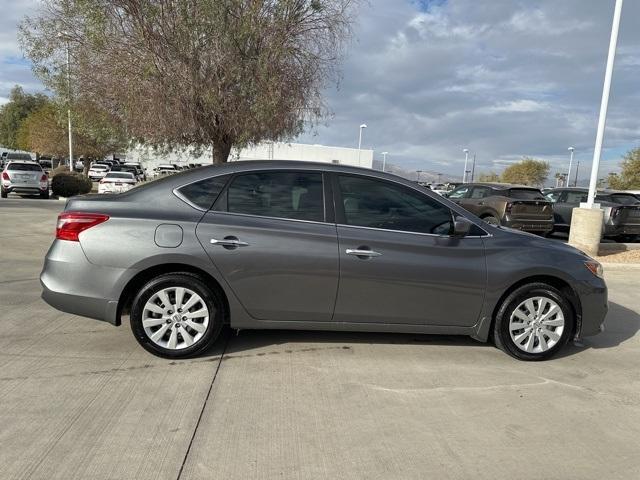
[{"left": 452, "top": 217, "right": 472, "bottom": 237}]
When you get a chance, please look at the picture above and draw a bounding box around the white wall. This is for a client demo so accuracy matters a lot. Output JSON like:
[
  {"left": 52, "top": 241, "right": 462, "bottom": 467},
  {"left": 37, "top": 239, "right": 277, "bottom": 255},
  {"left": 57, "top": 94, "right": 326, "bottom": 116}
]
[{"left": 125, "top": 142, "right": 374, "bottom": 171}]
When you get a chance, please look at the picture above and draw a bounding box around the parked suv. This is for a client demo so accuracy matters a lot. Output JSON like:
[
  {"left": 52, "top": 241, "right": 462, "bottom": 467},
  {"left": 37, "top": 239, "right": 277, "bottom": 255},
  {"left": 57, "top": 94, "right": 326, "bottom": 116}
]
[
  {"left": 40, "top": 161, "right": 607, "bottom": 361},
  {"left": 1, "top": 161, "right": 49, "bottom": 198},
  {"left": 545, "top": 188, "right": 640, "bottom": 241},
  {"left": 447, "top": 183, "right": 553, "bottom": 234}
]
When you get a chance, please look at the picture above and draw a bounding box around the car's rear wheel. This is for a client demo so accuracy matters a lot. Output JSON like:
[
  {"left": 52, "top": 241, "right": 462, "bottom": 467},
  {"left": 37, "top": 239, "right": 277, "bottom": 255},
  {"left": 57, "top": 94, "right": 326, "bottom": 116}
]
[
  {"left": 40, "top": 190, "right": 49, "bottom": 199},
  {"left": 493, "top": 283, "right": 574, "bottom": 361},
  {"left": 130, "top": 273, "right": 225, "bottom": 358},
  {"left": 0, "top": 188, "right": 7, "bottom": 198}
]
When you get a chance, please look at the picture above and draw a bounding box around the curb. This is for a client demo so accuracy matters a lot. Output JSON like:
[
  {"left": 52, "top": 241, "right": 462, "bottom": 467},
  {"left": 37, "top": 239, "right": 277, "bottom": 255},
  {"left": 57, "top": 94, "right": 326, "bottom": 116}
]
[{"left": 601, "top": 262, "right": 640, "bottom": 271}]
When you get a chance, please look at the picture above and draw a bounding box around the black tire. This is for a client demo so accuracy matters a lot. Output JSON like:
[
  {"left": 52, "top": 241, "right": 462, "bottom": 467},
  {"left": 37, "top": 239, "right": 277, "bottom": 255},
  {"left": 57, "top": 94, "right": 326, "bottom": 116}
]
[
  {"left": 482, "top": 215, "right": 500, "bottom": 226},
  {"left": 40, "top": 190, "right": 49, "bottom": 199},
  {"left": 130, "top": 273, "right": 225, "bottom": 358},
  {"left": 0, "top": 188, "right": 7, "bottom": 198},
  {"left": 493, "top": 283, "right": 574, "bottom": 361}
]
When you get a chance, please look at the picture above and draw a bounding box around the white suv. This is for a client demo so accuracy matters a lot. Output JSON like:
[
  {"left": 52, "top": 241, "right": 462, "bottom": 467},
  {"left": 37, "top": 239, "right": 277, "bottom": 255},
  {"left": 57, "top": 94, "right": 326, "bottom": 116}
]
[{"left": 1, "top": 161, "right": 49, "bottom": 199}]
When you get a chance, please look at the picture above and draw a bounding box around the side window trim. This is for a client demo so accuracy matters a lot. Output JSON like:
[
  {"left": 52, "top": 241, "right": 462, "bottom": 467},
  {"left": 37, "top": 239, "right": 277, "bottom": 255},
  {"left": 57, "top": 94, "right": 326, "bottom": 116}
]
[{"left": 212, "top": 169, "right": 329, "bottom": 223}]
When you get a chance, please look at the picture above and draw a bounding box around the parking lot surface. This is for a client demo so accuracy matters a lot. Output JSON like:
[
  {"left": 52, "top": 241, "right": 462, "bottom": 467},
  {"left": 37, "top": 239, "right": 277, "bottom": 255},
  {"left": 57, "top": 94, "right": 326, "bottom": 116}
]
[{"left": 1, "top": 198, "right": 639, "bottom": 480}]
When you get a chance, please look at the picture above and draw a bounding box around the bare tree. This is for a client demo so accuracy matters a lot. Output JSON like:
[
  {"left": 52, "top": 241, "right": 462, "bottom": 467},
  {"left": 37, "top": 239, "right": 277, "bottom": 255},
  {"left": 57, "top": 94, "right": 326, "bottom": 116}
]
[{"left": 20, "top": 0, "right": 356, "bottom": 163}]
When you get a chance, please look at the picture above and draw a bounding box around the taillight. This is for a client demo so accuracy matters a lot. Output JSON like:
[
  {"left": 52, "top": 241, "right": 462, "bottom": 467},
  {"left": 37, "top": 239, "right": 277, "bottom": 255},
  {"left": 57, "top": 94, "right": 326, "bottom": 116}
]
[
  {"left": 611, "top": 207, "right": 621, "bottom": 218},
  {"left": 40, "top": 174, "right": 48, "bottom": 182},
  {"left": 56, "top": 212, "right": 109, "bottom": 241},
  {"left": 505, "top": 202, "right": 513, "bottom": 214},
  {"left": 1, "top": 172, "right": 9, "bottom": 180}
]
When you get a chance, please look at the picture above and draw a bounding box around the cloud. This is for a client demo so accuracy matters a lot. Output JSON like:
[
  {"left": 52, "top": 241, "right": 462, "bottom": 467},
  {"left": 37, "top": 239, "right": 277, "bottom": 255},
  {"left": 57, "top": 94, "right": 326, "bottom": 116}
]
[
  {"left": 2, "top": 0, "right": 639, "bottom": 183},
  {"left": 297, "top": 0, "right": 640, "bottom": 181}
]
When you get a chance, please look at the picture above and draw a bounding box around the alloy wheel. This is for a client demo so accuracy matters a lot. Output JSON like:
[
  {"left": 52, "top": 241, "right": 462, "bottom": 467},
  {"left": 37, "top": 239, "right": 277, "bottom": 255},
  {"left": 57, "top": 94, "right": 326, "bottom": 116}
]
[
  {"left": 508, "top": 296, "right": 565, "bottom": 354},
  {"left": 142, "top": 286, "right": 210, "bottom": 350}
]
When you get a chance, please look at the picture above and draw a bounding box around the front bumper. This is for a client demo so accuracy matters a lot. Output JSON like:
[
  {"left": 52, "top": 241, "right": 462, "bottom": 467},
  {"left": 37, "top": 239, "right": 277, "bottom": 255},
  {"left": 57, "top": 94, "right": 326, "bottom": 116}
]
[
  {"left": 575, "top": 278, "right": 608, "bottom": 338},
  {"left": 40, "top": 240, "right": 128, "bottom": 325}
]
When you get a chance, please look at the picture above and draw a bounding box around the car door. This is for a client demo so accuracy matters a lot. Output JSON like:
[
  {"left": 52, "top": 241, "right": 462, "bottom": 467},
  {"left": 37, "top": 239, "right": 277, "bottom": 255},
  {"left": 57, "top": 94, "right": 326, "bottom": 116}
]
[
  {"left": 462, "top": 186, "right": 493, "bottom": 215},
  {"left": 332, "top": 173, "right": 487, "bottom": 327},
  {"left": 195, "top": 170, "right": 339, "bottom": 322}
]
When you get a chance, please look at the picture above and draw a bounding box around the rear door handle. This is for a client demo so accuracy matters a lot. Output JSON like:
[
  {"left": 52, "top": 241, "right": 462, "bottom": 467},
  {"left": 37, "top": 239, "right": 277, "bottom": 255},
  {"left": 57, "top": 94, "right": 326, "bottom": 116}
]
[
  {"left": 346, "top": 248, "right": 382, "bottom": 258},
  {"left": 210, "top": 237, "right": 249, "bottom": 247}
]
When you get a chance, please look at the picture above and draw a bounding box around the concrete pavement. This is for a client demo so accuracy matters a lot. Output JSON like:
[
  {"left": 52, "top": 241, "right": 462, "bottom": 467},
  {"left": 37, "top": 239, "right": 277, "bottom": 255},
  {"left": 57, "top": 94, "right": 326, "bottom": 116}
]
[{"left": 0, "top": 198, "right": 638, "bottom": 480}]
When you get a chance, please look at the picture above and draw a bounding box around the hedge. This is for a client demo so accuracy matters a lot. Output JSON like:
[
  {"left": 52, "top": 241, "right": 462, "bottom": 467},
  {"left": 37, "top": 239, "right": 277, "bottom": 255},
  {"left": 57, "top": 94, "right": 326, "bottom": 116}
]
[{"left": 51, "top": 171, "right": 93, "bottom": 198}]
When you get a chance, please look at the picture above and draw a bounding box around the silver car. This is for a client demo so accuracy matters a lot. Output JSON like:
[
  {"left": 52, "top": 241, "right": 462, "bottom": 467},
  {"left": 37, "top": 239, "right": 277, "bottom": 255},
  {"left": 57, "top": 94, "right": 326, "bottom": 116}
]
[
  {"left": 41, "top": 161, "right": 608, "bottom": 360},
  {"left": 1, "top": 160, "right": 49, "bottom": 199}
]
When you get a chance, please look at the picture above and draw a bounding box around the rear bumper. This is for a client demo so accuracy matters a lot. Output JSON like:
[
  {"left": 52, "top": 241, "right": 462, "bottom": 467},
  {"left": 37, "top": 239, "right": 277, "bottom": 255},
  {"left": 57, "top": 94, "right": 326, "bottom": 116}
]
[
  {"left": 40, "top": 240, "right": 126, "bottom": 325},
  {"left": 604, "top": 224, "right": 640, "bottom": 236},
  {"left": 2, "top": 184, "right": 47, "bottom": 194},
  {"left": 503, "top": 218, "right": 553, "bottom": 233}
]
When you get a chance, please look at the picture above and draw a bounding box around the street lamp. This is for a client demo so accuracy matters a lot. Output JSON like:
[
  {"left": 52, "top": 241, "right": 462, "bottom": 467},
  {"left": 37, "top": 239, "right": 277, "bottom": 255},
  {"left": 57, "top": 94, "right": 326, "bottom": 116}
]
[
  {"left": 381, "top": 151, "right": 388, "bottom": 172},
  {"left": 58, "top": 31, "right": 73, "bottom": 171},
  {"left": 357, "top": 124, "right": 367, "bottom": 166},
  {"left": 462, "top": 149, "right": 469, "bottom": 183},
  {"left": 567, "top": 147, "right": 575, "bottom": 188}
]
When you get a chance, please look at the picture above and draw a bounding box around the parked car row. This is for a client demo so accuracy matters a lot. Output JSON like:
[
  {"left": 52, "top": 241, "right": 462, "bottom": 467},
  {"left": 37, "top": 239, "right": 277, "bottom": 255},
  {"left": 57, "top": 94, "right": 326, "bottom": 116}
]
[
  {"left": 444, "top": 182, "right": 640, "bottom": 241},
  {"left": 153, "top": 163, "right": 203, "bottom": 177}
]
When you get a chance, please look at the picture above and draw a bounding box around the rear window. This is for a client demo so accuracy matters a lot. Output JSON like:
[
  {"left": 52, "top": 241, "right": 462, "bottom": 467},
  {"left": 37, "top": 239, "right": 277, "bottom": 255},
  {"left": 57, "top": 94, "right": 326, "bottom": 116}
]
[
  {"left": 606, "top": 193, "right": 639, "bottom": 205},
  {"left": 91, "top": 165, "right": 109, "bottom": 170},
  {"left": 7, "top": 153, "right": 33, "bottom": 161},
  {"left": 176, "top": 175, "right": 229, "bottom": 210},
  {"left": 105, "top": 172, "right": 134, "bottom": 179},
  {"left": 7, "top": 163, "right": 42, "bottom": 171},
  {"left": 508, "top": 188, "right": 545, "bottom": 200}
]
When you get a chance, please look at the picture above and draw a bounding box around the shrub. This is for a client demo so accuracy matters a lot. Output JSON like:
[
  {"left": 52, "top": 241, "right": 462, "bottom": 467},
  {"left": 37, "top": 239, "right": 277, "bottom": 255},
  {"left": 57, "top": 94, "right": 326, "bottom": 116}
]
[{"left": 51, "top": 171, "right": 93, "bottom": 197}]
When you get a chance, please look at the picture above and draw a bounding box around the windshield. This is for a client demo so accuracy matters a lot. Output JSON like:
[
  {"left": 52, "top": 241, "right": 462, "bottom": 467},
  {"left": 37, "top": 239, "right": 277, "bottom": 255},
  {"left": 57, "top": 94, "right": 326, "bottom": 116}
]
[
  {"left": 7, "top": 163, "right": 42, "bottom": 171},
  {"left": 508, "top": 188, "right": 545, "bottom": 200}
]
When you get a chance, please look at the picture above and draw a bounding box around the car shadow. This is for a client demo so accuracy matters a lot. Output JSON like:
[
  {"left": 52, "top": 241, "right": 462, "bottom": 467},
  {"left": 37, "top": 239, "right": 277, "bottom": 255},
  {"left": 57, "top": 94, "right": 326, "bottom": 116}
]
[{"left": 208, "top": 301, "right": 638, "bottom": 360}]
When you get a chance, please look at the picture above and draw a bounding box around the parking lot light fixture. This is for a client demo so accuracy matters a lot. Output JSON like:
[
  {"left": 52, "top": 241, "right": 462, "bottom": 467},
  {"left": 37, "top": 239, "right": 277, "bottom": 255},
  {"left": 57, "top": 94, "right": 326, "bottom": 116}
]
[
  {"left": 58, "top": 31, "right": 73, "bottom": 172},
  {"left": 463, "top": 149, "right": 469, "bottom": 182},
  {"left": 567, "top": 147, "right": 575, "bottom": 187},
  {"left": 357, "top": 124, "right": 367, "bottom": 166},
  {"left": 586, "top": 0, "right": 623, "bottom": 208},
  {"left": 381, "top": 151, "right": 388, "bottom": 172}
]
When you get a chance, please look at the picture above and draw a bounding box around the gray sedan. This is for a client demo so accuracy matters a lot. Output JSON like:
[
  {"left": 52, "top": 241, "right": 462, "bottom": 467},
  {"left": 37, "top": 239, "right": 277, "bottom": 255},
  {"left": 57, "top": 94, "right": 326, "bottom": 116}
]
[{"left": 41, "top": 161, "right": 607, "bottom": 360}]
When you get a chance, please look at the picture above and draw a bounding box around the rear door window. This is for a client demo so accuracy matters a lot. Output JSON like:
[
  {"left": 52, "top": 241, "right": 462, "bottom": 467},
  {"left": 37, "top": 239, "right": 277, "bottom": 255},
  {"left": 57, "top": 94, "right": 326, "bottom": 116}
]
[
  {"left": 563, "top": 191, "right": 588, "bottom": 204},
  {"left": 225, "top": 171, "right": 324, "bottom": 222},
  {"left": 448, "top": 186, "right": 470, "bottom": 199},
  {"left": 470, "top": 187, "right": 492, "bottom": 199}
]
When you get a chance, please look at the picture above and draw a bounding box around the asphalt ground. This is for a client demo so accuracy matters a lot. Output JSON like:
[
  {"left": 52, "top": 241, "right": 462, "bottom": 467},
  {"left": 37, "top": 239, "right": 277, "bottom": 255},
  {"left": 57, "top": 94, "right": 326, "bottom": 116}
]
[{"left": 1, "top": 197, "right": 638, "bottom": 480}]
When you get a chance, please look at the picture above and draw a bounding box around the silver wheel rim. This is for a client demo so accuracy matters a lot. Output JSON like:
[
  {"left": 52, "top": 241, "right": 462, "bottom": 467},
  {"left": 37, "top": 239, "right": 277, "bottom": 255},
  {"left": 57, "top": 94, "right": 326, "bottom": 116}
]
[
  {"left": 509, "top": 296, "right": 565, "bottom": 354},
  {"left": 142, "top": 287, "right": 210, "bottom": 350}
]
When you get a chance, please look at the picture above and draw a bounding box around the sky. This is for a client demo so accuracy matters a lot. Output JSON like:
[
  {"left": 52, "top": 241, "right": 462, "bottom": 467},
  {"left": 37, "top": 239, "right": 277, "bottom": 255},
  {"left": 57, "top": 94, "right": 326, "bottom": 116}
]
[{"left": 1, "top": 0, "right": 639, "bottom": 183}]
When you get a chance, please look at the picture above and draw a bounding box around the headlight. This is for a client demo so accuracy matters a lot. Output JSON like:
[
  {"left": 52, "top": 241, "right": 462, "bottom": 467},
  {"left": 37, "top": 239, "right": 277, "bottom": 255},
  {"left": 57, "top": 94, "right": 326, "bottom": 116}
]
[{"left": 584, "top": 260, "right": 604, "bottom": 279}]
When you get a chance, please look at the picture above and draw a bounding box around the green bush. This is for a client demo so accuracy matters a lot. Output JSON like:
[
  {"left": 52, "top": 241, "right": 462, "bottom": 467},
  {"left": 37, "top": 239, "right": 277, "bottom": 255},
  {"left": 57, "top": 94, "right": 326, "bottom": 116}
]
[{"left": 51, "top": 172, "right": 93, "bottom": 197}]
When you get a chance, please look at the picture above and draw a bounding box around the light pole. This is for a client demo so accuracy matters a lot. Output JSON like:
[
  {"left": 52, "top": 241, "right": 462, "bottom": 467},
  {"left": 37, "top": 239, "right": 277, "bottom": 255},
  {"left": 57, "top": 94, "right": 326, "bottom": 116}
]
[
  {"left": 58, "top": 32, "right": 73, "bottom": 171},
  {"left": 574, "top": 159, "right": 580, "bottom": 187},
  {"left": 462, "top": 149, "right": 469, "bottom": 182},
  {"left": 586, "top": 0, "right": 623, "bottom": 207},
  {"left": 381, "top": 151, "right": 388, "bottom": 172},
  {"left": 567, "top": 147, "right": 575, "bottom": 187},
  {"left": 357, "top": 124, "right": 367, "bottom": 166},
  {"left": 416, "top": 170, "right": 423, "bottom": 183},
  {"left": 568, "top": 0, "right": 623, "bottom": 257}
]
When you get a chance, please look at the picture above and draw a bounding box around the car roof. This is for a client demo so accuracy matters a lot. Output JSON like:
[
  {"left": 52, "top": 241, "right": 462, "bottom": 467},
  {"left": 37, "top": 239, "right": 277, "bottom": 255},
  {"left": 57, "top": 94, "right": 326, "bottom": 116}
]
[{"left": 463, "top": 182, "right": 538, "bottom": 190}]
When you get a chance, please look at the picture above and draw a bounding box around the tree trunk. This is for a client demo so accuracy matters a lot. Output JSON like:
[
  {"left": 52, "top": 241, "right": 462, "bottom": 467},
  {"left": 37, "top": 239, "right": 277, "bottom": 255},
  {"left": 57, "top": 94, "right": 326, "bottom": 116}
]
[
  {"left": 83, "top": 157, "right": 91, "bottom": 176},
  {"left": 212, "top": 140, "right": 232, "bottom": 164}
]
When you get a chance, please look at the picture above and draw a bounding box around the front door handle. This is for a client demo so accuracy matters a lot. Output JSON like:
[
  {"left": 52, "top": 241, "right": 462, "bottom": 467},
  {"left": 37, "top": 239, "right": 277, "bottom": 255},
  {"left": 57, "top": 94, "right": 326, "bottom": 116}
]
[
  {"left": 210, "top": 237, "right": 249, "bottom": 248},
  {"left": 346, "top": 248, "right": 382, "bottom": 258}
]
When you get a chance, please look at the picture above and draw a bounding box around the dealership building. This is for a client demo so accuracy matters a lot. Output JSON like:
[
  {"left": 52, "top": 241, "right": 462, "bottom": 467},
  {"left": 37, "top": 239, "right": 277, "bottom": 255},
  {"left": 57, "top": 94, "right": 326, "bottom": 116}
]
[{"left": 124, "top": 142, "right": 374, "bottom": 171}]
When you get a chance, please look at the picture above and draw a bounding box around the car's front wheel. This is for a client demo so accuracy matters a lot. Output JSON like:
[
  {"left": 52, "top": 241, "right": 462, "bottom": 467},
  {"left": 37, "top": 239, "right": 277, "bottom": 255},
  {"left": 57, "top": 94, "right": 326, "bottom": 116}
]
[
  {"left": 493, "top": 283, "right": 574, "bottom": 361},
  {"left": 130, "top": 273, "right": 225, "bottom": 358}
]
